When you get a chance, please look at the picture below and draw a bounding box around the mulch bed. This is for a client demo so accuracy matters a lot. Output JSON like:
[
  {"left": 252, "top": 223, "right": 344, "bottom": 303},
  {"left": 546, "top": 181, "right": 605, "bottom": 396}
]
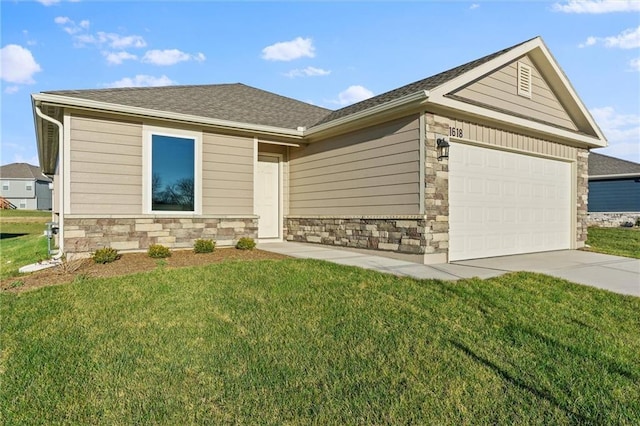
[{"left": 1, "top": 248, "right": 290, "bottom": 294}]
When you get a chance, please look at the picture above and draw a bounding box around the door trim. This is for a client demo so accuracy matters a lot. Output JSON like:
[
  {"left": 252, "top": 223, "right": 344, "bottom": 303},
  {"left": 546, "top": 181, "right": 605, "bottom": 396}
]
[{"left": 255, "top": 153, "right": 283, "bottom": 241}]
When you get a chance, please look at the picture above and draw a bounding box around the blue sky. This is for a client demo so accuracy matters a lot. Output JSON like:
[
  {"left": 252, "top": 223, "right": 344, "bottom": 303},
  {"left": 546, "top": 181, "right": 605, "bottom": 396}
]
[{"left": 1, "top": 0, "right": 639, "bottom": 166}]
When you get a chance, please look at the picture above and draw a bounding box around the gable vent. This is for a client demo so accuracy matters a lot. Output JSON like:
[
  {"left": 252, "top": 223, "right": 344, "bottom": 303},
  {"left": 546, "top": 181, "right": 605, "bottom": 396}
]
[{"left": 517, "top": 62, "right": 532, "bottom": 98}]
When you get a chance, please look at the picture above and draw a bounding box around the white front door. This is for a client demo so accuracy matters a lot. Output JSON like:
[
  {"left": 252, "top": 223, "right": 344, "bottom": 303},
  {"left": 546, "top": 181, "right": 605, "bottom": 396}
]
[
  {"left": 449, "top": 142, "right": 572, "bottom": 261},
  {"left": 256, "top": 155, "right": 280, "bottom": 239}
]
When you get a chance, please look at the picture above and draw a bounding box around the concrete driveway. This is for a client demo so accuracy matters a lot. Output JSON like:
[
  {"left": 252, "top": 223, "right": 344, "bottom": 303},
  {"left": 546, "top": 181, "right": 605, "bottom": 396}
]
[{"left": 258, "top": 242, "right": 640, "bottom": 297}]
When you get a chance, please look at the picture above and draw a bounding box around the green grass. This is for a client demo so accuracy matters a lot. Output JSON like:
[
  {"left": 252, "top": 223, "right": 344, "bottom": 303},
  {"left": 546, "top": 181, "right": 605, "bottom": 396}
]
[
  {"left": 1, "top": 211, "right": 51, "bottom": 279},
  {"left": 1, "top": 260, "right": 638, "bottom": 424},
  {"left": 586, "top": 226, "right": 640, "bottom": 259},
  {"left": 0, "top": 209, "right": 51, "bottom": 218}
]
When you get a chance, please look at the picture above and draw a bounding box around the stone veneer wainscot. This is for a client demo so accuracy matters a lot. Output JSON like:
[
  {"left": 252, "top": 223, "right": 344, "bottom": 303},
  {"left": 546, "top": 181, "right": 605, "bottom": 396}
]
[{"left": 63, "top": 216, "right": 258, "bottom": 255}]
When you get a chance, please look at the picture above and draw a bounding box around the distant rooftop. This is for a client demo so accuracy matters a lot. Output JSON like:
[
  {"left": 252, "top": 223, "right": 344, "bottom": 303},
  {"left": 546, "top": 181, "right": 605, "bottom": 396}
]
[
  {"left": 589, "top": 153, "right": 640, "bottom": 177},
  {"left": 0, "top": 163, "right": 52, "bottom": 182}
]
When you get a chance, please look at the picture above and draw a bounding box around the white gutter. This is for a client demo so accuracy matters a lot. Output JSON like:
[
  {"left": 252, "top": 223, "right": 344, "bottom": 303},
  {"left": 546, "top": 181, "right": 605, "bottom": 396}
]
[
  {"left": 590, "top": 173, "right": 640, "bottom": 180},
  {"left": 306, "top": 90, "right": 430, "bottom": 137},
  {"left": 32, "top": 93, "right": 305, "bottom": 139},
  {"left": 34, "top": 103, "right": 65, "bottom": 258}
]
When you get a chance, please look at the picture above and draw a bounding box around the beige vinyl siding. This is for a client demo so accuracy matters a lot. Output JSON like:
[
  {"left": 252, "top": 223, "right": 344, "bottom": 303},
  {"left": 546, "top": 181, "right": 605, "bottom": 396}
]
[
  {"left": 455, "top": 55, "right": 577, "bottom": 131},
  {"left": 69, "top": 115, "right": 142, "bottom": 214},
  {"left": 202, "top": 133, "right": 254, "bottom": 215},
  {"left": 289, "top": 115, "right": 420, "bottom": 216},
  {"left": 448, "top": 116, "right": 578, "bottom": 160}
]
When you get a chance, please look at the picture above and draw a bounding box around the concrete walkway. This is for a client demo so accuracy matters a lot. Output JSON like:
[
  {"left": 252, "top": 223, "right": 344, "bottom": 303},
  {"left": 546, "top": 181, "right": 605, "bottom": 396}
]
[{"left": 257, "top": 242, "right": 640, "bottom": 297}]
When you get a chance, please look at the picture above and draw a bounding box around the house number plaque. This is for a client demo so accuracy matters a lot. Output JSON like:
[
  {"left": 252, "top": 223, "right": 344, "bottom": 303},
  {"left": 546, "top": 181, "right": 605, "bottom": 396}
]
[{"left": 449, "top": 127, "right": 463, "bottom": 138}]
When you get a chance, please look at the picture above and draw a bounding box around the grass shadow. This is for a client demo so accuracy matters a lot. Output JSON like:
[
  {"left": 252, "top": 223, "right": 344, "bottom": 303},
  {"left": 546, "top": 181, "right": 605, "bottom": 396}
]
[
  {"left": 449, "top": 339, "right": 591, "bottom": 423},
  {"left": 0, "top": 233, "right": 29, "bottom": 240}
]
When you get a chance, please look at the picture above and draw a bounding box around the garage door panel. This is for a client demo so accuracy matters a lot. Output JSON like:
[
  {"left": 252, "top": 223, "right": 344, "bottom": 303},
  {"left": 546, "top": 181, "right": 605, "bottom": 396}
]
[{"left": 449, "top": 143, "right": 571, "bottom": 261}]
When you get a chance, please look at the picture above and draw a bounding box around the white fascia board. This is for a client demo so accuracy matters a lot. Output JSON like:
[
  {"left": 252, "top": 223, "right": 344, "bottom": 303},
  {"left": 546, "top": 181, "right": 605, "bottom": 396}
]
[
  {"left": 305, "top": 90, "right": 429, "bottom": 137},
  {"left": 429, "top": 94, "right": 606, "bottom": 148},
  {"left": 32, "top": 93, "right": 304, "bottom": 139},
  {"left": 428, "top": 37, "right": 607, "bottom": 146}
]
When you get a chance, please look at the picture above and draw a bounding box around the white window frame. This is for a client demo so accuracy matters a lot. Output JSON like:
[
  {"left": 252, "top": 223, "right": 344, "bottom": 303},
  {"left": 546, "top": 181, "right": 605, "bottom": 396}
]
[
  {"left": 142, "top": 124, "right": 202, "bottom": 215},
  {"left": 26, "top": 183, "right": 33, "bottom": 191},
  {"left": 2, "top": 182, "right": 9, "bottom": 191}
]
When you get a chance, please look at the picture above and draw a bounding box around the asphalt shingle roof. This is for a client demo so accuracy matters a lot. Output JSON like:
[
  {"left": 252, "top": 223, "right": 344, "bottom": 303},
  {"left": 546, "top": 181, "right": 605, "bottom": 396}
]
[
  {"left": 0, "top": 163, "right": 52, "bottom": 182},
  {"left": 44, "top": 83, "right": 331, "bottom": 130},
  {"left": 589, "top": 153, "right": 640, "bottom": 176},
  {"left": 311, "top": 38, "right": 535, "bottom": 127},
  {"left": 42, "top": 38, "right": 537, "bottom": 132}
]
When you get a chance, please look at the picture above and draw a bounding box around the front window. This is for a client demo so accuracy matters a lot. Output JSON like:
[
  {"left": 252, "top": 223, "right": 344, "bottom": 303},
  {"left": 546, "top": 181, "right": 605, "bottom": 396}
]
[
  {"left": 143, "top": 126, "right": 201, "bottom": 214},
  {"left": 152, "top": 134, "right": 195, "bottom": 211}
]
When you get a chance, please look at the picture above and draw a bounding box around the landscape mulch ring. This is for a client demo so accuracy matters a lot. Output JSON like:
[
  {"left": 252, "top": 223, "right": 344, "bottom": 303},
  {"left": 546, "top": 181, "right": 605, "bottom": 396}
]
[{"left": 1, "top": 248, "right": 289, "bottom": 293}]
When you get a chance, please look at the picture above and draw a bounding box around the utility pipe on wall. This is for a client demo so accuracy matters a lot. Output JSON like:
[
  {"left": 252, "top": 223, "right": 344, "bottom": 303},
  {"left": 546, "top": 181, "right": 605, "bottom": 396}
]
[{"left": 34, "top": 104, "right": 65, "bottom": 258}]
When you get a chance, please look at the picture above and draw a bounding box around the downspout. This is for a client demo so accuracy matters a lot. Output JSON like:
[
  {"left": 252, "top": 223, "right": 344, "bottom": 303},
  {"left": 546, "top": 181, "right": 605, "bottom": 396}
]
[{"left": 34, "top": 104, "right": 65, "bottom": 259}]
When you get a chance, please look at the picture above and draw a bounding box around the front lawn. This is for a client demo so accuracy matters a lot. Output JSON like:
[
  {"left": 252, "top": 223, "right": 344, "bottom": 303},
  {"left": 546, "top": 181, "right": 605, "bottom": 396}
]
[
  {"left": 1, "top": 260, "right": 638, "bottom": 424},
  {"left": 586, "top": 226, "right": 640, "bottom": 259},
  {"left": 0, "top": 212, "right": 50, "bottom": 279}
]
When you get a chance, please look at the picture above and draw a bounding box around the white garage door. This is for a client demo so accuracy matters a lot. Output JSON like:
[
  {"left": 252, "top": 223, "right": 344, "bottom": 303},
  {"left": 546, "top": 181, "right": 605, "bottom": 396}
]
[{"left": 449, "top": 143, "right": 572, "bottom": 261}]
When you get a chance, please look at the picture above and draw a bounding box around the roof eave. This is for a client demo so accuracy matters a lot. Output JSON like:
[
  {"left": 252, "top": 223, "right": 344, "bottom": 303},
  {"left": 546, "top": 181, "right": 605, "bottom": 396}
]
[
  {"left": 31, "top": 93, "right": 305, "bottom": 139},
  {"left": 305, "top": 90, "right": 429, "bottom": 139}
]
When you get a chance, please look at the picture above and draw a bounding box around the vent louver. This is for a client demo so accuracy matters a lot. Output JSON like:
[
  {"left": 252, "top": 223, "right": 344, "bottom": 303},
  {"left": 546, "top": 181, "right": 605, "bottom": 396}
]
[{"left": 517, "top": 62, "right": 532, "bottom": 98}]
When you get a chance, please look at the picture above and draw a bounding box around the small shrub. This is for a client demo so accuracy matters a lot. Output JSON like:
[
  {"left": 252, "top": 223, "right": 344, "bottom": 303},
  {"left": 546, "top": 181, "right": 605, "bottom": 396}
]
[
  {"left": 236, "top": 237, "right": 256, "bottom": 250},
  {"left": 194, "top": 239, "right": 216, "bottom": 254},
  {"left": 148, "top": 244, "right": 171, "bottom": 258},
  {"left": 635, "top": 217, "right": 640, "bottom": 227},
  {"left": 92, "top": 247, "right": 120, "bottom": 264}
]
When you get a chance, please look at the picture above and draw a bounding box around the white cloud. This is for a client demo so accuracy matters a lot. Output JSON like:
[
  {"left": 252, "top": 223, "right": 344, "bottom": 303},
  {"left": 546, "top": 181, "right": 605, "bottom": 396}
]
[
  {"left": 37, "top": 0, "right": 61, "bottom": 5},
  {"left": 103, "top": 51, "right": 137, "bottom": 65},
  {"left": 141, "top": 49, "right": 206, "bottom": 66},
  {"left": 470, "top": 4, "right": 480, "bottom": 10},
  {"left": 580, "top": 26, "right": 640, "bottom": 49},
  {"left": 630, "top": 58, "right": 640, "bottom": 71},
  {"left": 590, "top": 106, "right": 640, "bottom": 162},
  {"left": 262, "top": 37, "right": 315, "bottom": 61},
  {"left": 4, "top": 85, "right": 20, "bottom": 94},
  {"left": 104, "top": 74, "right": 176, "bottom": 88},
  {"left": 0, "top": 44, "right": 42, "bottom": 84},
  {"left": 54, "top": 16, "right": 90, "bottom": 35},
  {"left": 284, "top": 66, "right": 331, "bottom": 78},
  {"left": 96, "top": 32, "right": 147, "bottom": 49},
  {"left": 54, "top": 16, "right": 71, "bottom": 24},
  {"left": 335, "top": 85, "right": 374, "bottom": 106},
  {"left": 553, "top": 0, "right": 640, "bottom": 13}
]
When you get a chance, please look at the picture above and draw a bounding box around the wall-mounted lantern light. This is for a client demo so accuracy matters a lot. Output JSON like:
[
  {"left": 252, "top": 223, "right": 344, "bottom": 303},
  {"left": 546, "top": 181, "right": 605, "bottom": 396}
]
[{"left": 437, "top": 137, "right": 450, "bottom": 161}]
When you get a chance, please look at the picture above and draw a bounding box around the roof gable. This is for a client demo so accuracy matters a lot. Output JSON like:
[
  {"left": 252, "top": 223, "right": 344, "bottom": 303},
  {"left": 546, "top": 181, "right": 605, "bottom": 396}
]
[
  {"left": 449, "top": 54, "right": 579, "bottom": 132},
  {"left": 426, "top": 37, "right": 606, "bottom": 147}
]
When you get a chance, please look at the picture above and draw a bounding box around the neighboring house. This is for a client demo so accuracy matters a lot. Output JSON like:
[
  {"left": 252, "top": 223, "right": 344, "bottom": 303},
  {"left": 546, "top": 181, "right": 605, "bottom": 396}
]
[
  {"left": 0, "top": 163, "right": 52, "bottom": 210},
  {"left": 32, "top": 36, "right": 607, "bottom": 263},
  {"left": 587, "top": 153, "right": 640, "bottom": 227},
  {"left": 588, "top": 153, "right": 640, "bottom": 212}
]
